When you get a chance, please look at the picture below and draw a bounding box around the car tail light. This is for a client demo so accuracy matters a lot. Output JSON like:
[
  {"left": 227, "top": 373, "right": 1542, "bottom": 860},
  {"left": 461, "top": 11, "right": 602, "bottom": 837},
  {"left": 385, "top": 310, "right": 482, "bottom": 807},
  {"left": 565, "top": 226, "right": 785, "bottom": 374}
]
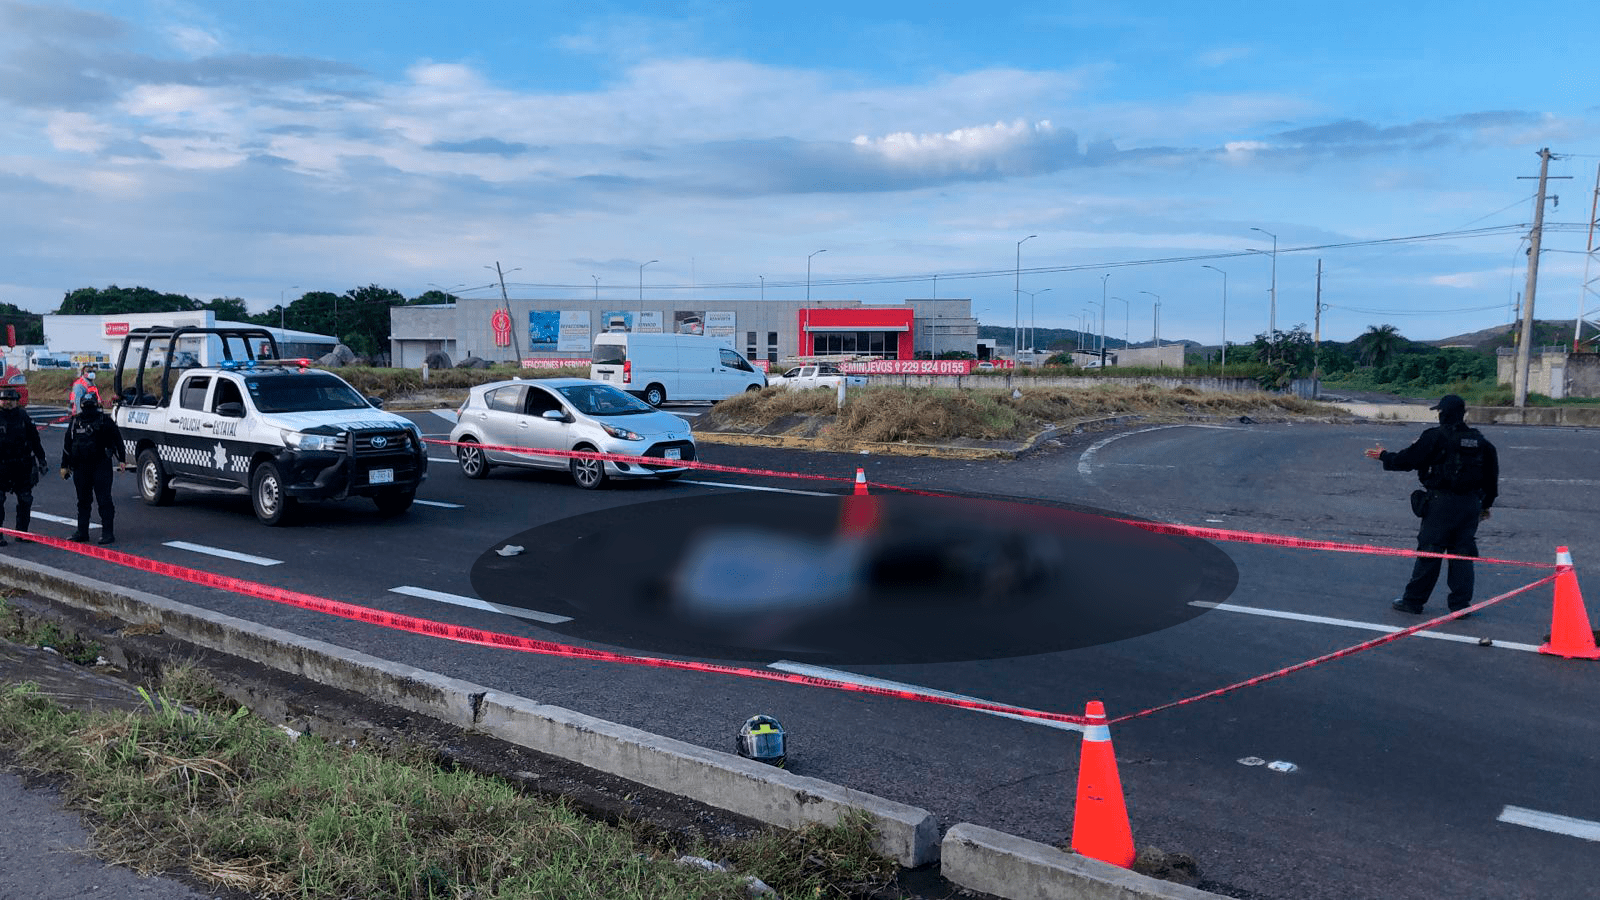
[{"left": 623, "top": 360, "right": 632, "bottom": 384}]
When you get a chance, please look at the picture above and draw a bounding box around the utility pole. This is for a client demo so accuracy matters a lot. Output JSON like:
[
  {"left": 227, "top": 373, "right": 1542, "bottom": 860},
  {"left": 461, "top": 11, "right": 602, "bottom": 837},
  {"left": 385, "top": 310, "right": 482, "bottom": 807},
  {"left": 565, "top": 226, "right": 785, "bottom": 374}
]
[
  {"left": 1514, "top": 148, "right": 1570, "bottom": 407},
  {"left": 1313, "top": 259, "right": 1324, "bottom": 379},
  {"left": 494, "top": 261, "right": 521, "bottom": 363}
]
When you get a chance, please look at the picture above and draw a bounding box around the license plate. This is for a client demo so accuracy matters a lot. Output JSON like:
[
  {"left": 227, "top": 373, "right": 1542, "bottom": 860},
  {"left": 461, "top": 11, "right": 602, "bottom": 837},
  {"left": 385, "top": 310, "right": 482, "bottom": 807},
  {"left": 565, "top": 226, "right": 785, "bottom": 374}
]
[
  {"left": 370, "top": 468, "right": 394, "bottom": 484},
  {"left": 600, "top": 373, "right": 610, "bottom": 380},
  {"left": 665, "top": 448, "right": 681, "bottom": 460}
]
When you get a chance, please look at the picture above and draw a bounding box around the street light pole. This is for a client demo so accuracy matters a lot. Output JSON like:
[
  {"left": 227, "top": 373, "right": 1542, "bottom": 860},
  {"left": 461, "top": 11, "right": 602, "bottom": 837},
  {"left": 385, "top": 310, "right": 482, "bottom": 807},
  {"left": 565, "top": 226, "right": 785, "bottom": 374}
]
[
  {"left": 639, "top": 260, "right": 658, "bottom": 304},
  {"left": 1250, "top": 227, "right": 1277, "bottom": 338},
  {"left": 1020, "top": 288, "right": 1051, "bottom": 352},
  {"left": 1139, "top": 291, "right": 1161, "bottom": 350},
  {"left": 759, "top": 275, "right": 765, "bottom": 301},
  {"left": 807, "top": 249, "right": 827, "bottom": 302},
  {"left": 592, "top": 275, "right": 599, "bottom": 302},
  {"left": 279, "top": 286, "right": 298, "bottom": 332},
  {"left": 1201, "top": 265, "right": 1228, "bottom": 371},
  {"left": 1015, "top": 235, "right": 1037, "bottom": 362},
  {"left": 1099, "top": 274, "right": 1111, "bottom": 363},
  {"left": 1112, "top": 296, "right": 1128, "bottom": 362}
]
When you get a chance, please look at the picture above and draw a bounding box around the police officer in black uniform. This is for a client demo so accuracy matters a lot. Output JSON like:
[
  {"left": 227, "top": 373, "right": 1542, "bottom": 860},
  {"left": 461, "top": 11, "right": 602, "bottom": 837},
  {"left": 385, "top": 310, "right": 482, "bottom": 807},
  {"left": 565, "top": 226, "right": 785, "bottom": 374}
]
[
  {"left": 60, "top": 393, "right": 126, "bottom": 545},
  {"left": 1365, "top": 394, "right": 1499, "bottom": 615},
  {"left": 0, "top": 387, "right": 47, "bottom": 545}
]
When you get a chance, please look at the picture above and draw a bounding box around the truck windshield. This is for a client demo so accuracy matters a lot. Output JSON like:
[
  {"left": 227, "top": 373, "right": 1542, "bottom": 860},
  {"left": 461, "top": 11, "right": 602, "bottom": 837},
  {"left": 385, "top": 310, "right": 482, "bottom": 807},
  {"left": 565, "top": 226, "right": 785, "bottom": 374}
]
[{"left": 244, "top": 373, "right": 370, "bottom": 412}]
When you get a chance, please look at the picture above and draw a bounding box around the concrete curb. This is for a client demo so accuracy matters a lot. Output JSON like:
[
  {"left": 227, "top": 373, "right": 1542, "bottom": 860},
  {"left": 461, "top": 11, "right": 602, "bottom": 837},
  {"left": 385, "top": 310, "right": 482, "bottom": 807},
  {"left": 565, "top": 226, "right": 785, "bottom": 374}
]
[
  {"left": 942, "top": 823, "right": 1221, "bottom": 900},
  {"left": 0, "top": 556, "right": 938, "bottom": 868}
]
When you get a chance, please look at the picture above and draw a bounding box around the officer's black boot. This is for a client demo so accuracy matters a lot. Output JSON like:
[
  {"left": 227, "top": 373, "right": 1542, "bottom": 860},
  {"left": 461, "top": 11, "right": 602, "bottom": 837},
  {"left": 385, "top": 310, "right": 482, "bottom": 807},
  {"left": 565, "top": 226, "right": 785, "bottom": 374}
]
[
  {"left": 68, "top": 513, "right": 89, "bottom": 542},
  {"left": 97, "top": 512, "right": 115, "bottom": 545},
  {"left": 14, "top": 501, "right": 29, "bottom": 542}
]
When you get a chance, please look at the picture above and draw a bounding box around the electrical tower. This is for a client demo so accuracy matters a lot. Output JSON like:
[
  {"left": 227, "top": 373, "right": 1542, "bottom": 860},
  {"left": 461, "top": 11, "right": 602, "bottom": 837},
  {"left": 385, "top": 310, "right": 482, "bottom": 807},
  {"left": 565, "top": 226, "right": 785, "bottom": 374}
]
[{"left": 1575, "top": 163, "right": 1600, "bottom": 353}]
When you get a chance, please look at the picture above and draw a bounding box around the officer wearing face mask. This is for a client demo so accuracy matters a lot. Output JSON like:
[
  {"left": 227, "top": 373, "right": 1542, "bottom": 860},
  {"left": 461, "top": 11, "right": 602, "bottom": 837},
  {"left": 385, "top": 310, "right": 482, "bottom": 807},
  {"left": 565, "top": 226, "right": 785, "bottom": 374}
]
[{"left": 1365, "top": 394, "right": 1499, "bottom": 617}]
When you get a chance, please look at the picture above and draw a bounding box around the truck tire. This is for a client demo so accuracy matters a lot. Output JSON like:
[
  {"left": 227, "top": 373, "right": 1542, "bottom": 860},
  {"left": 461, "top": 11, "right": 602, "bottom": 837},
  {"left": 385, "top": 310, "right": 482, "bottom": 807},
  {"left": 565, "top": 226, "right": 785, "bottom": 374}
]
[
  {"left": 137, "top": 449, "right": 175, "bottom": 506},
  {"left": 251, "top": 461, "right": 297, "bottom": 526},
  {"left": 643, "top": 384, "right": 666, "bottom": 407}
]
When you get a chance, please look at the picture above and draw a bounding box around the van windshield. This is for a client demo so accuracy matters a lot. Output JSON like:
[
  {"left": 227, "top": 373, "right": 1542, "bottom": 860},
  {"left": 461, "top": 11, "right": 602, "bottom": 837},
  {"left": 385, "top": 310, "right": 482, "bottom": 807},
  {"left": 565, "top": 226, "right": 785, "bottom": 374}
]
[{"left": 592, "top": 343, "right": 626, "bottom": 366}]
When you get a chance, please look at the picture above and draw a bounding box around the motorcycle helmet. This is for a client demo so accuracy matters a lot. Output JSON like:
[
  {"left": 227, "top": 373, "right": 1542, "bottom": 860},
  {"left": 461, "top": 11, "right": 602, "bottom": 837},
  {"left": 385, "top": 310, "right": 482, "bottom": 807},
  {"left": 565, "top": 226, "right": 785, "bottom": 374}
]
[{"left": 736, "top": 714, "right": 786, "bottom": 767}]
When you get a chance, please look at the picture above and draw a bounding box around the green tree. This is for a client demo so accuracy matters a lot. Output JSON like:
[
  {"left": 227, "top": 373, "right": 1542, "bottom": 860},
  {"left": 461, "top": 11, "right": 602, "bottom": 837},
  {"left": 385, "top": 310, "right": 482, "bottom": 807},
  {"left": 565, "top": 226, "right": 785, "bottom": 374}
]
[
  {"left": 57, "top": 285, "right": 200, "bottom": 315},
  {"left": 1351, "top": 324, "right": 1404, "bottom": 367},
  {"left": 0, "top": 303, "right": 44, "bottom": 345},
  {"left": 1248, "top": 325, "right": 1315, "bottom": 388},
  {"left": 202, "top": 297, "right": 250, "bottom": 322}
]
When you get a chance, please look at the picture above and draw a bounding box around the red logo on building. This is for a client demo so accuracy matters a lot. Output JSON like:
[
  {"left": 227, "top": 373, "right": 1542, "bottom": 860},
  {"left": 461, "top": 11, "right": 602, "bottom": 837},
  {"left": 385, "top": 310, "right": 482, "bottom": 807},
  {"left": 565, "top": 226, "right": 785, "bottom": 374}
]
[
  {"left": 490, "top": 309, "right": 512, "bottom": 347},
  {"left": 104, "top": 322, "right": 130, "bottom": 336}
]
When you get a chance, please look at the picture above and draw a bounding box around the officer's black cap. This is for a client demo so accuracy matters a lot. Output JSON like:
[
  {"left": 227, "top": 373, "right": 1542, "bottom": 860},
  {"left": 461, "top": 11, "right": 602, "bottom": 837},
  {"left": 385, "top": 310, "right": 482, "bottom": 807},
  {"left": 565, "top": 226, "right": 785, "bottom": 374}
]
[{"left": 1429, "top": 394, "right": 1466, "bottom": 413}]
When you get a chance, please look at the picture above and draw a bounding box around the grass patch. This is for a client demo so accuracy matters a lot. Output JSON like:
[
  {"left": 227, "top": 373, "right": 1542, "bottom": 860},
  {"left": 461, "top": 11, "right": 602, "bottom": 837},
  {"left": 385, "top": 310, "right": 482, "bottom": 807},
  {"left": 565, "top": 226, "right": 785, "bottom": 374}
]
[
  {"left": 709, "top": 383, "right": 1341, "bottom": 443},
  {"left": 0, "top": 596, "right": 102, "bottom": 665},
  {"left": 0, "top": 665, "right": 897, "bottom": 900}
]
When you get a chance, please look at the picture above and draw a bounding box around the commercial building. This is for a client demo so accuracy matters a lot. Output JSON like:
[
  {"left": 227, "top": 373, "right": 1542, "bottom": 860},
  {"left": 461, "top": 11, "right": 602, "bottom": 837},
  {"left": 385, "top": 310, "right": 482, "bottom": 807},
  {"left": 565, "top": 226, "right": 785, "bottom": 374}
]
[
  {"left": 42, "top": 312, "right": 336, "bottom": 367},
  {"left": 389, "top": 296, "right": 978, "bottom": 369}
]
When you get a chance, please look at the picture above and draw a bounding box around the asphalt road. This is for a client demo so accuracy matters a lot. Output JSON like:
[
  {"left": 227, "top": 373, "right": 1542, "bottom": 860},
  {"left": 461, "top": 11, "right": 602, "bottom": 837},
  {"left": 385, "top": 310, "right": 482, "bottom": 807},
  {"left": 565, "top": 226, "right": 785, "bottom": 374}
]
[{"left": 11, "top": 404, "right": 1599, "bottom": 900}]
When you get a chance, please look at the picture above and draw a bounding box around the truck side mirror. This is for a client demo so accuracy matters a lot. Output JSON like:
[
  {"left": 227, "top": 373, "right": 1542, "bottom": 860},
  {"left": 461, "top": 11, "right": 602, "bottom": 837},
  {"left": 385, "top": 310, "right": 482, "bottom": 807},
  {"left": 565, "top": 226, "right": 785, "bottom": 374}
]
[
  {"left": 366, "top": 396, "right": 384, "bottom": 409},
  {"left": 216, "top": 402, "right": 246, "bottom": 418}
]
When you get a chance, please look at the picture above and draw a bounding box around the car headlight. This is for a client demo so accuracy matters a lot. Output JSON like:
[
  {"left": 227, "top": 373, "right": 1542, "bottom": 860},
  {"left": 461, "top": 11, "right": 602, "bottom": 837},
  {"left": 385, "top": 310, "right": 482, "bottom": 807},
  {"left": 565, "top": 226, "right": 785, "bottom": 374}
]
[
  {"left": 601, "top": 422, "right": 643, "bottom": 441},
  {"left": 283, "top": 430, "right": 343, "bottom": 451}
]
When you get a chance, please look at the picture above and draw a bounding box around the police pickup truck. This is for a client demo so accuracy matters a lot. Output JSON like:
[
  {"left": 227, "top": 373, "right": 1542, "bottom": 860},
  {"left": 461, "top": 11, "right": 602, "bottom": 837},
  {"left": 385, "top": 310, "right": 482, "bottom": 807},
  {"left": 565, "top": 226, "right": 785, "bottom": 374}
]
[{"left": 112, "top": 326, "right": 427, "bottom": 525}]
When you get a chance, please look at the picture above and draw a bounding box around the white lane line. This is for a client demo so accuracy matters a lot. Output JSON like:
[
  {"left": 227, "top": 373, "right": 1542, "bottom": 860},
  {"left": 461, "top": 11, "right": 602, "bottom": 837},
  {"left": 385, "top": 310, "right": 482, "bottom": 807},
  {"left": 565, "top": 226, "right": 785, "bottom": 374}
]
[
  {"left": 680, "top": 479, "right": 836, "bottom": 497},
  {"left": 428, "top": 456, "right": 457, "bottom": 464},
  {"left": 29, "top": 512, "right": 97, "bottom": 531},
  {"left": 163, "top": 541, "right": 283, "bottom": 566},
  {"left": 413, "top": 499, "right": 464, "bottom": 509},
  {"left": 430, "top": 409, "right": 459, "bottom": 423},
  {"left": 1077, "top": 423, "right": 1234, "bottom": 478},
  {"left": 768, "top": 661, "right": 1083, "bottom": 733},
  {"left": 389, "top": 586, "right": 572, "bottom": 624},
  {"left": 1498, "top": 805, "right": 1600, "bottom": 842},
  {"left": 1189, "top": 601, "right": 1542, "bottom": 653}
]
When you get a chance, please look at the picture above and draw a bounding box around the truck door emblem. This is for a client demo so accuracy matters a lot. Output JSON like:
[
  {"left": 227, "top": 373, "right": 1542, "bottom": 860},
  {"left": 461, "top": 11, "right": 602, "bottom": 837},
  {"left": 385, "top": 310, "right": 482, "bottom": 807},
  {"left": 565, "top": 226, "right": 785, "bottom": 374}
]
[{"left": 212, "top": 443, "right": 228, "bottom": 468}]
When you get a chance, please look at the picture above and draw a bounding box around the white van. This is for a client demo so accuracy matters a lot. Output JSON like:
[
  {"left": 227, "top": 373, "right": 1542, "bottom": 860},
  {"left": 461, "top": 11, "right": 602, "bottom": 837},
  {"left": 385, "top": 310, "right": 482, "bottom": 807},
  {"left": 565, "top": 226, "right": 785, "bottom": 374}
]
[{"left": 590, "top": 333, "right": 767, "bottom": 406}]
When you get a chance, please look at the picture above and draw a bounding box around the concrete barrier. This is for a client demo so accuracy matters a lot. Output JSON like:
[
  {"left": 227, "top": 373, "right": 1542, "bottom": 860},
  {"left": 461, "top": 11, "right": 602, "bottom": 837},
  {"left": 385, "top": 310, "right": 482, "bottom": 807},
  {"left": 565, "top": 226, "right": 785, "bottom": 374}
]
[
  {"left": 0, "top": 555, "right": 939, "bottom": 868},
  {"left": 942, "top": 823, "right": 1223, "bottom": 900}
]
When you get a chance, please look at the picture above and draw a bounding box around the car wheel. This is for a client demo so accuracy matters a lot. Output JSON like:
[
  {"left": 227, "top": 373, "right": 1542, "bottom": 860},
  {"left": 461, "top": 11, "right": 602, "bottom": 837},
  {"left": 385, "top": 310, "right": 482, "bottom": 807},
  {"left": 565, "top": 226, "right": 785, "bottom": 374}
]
[
  {"left": 457, "top": 438, "right": 489, "bottom": 479},
  {"left": 251, "top": 461, "right": 296, "bottom": 526},
  {"left": 569, "top": 450, "right": 607, "bottom": 490},
  {"left": 372, "top": 487, "right": 415, "bottom": 516},
  {"left": 644, "top": 384, "right": 666, "bottom": 407},
  {"left": 137, "top": 449, "right": 175, "bottom": 506},
  {"left": 745, "top": 384, "right": 762, "bottom": 393}
]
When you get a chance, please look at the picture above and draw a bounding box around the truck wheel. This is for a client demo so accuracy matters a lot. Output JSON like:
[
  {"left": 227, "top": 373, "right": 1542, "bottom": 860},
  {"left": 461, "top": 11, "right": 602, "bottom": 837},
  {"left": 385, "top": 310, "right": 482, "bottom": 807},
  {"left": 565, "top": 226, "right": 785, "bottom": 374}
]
[
  {"left": 643, "top": 384, "right": 666, "bottom": 407},
  {"left": 373, "top": 487, "right": 415, "bottom": 516},
  {"left": 457, "top": 438, "right": 490, "bottom": 479},
  {"left": 569, "top": 451, "right": 607, "bottom": 490},
  {"left": 251, "top": 461, "right": 297, "bottom": 526},
  {"left": 137, "top": 449, "right": 175, "bottom": 506}
]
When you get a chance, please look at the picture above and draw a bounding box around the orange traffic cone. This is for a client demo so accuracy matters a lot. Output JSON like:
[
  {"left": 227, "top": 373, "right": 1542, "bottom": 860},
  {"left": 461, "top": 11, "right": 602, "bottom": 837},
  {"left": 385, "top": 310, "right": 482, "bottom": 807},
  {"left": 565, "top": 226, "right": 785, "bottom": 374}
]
[
  {"left": 1539, "top": 546, "right": 1600, "bottom": 660},
  {"left": 852, "top": 467, "right": 869, "bottom": 496},
  {"left": 1071, "top": 700, "right": 1135, "bottom": 868}
]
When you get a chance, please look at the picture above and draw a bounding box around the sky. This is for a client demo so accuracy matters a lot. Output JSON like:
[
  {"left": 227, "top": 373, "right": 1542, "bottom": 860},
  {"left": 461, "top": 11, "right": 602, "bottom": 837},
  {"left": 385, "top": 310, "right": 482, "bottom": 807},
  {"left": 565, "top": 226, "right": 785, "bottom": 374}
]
[{"left": 1, "top": 0, "right": 1597, "bottom": 346}]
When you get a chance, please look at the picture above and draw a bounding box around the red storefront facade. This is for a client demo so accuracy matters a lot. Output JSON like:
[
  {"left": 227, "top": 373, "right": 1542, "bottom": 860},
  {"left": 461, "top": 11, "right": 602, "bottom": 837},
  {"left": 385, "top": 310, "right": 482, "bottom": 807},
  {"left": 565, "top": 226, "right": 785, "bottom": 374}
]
[{"left": 796, "top": 307, "right": 916, "bottom": 360}]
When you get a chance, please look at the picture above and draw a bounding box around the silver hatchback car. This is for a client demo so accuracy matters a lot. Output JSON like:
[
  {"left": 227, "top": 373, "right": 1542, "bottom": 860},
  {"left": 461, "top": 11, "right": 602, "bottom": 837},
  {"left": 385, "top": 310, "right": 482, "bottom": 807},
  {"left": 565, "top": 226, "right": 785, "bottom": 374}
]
[{"left": 450, "top": 377, "right": 695, "bottom": 489}]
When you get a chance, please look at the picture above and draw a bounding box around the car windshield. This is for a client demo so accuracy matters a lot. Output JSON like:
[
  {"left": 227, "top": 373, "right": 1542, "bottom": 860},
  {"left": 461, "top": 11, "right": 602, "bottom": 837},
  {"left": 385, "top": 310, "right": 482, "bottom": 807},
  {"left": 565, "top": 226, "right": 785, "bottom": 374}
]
[
  {"left": 556, "top": 383, "right": 654, "bottom": 416},
  {"left": 245, "top": 373, "right": 371, "bottom": 412}
]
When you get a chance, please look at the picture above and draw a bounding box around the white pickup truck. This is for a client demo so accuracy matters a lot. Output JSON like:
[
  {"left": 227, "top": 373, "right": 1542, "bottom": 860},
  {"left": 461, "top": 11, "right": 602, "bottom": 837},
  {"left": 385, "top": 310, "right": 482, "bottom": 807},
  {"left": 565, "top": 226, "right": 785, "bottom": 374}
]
[{"left": 773, "top": 364, "right": 868, "bottom": 391}]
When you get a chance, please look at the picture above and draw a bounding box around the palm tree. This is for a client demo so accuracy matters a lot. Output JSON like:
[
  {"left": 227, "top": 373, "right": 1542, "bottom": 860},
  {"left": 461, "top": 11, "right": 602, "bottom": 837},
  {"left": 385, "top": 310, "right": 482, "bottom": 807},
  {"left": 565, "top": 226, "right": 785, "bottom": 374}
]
[{"left": 1353, "top": 324, "right": 1404, "bottom": 367}]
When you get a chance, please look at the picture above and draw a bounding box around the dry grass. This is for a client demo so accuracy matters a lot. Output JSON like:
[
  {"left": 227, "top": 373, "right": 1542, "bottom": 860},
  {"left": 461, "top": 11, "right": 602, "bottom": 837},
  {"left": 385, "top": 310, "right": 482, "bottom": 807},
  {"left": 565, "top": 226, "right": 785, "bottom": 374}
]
[{"left": 707, "top": 383, "right": 1341, "bottom": 443}]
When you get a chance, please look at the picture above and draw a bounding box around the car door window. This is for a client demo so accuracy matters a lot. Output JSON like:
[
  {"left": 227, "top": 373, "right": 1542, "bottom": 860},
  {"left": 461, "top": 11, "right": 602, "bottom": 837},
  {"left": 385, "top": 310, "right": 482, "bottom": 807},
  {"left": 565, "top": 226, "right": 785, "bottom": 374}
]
[
  {"left": 487, "top": 385, "right": 526, "bottom": 413},
  {"left": 524, "top": 387, "right": 563, "bottom": 418},
  {"left": 179, "top": 376, "right": 211, "bottom": 411}
]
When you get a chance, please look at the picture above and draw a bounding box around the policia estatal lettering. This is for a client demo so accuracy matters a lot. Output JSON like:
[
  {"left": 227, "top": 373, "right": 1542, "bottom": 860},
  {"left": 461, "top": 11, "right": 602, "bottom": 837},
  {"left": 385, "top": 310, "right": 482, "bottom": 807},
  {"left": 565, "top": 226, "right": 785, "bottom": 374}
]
[
  {"left": 0, "top": 387, "right": 47, "bottom": 545},
  {"left": 59, "top": 393, "right": 127, "bottom": 545},
  {"left": 1365, "top": 394, "right": 1500, "bottom": 616}
]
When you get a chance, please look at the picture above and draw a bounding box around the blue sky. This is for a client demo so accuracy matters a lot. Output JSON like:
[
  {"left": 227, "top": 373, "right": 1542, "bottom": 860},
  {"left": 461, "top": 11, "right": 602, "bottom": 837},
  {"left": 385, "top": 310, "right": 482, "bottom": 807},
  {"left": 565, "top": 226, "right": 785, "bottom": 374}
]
[{"left": 2, "top": 0, "right": 1596, "bottom": 345}]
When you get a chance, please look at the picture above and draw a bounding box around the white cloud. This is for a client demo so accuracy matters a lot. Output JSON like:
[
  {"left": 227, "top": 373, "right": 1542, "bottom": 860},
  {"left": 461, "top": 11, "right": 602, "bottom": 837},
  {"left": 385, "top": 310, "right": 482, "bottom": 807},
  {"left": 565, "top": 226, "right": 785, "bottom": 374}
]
[
  {"left": 166, "top": 25, "right": 221, "bottom": 57},
  {"left": 853, "top": 120, "right": 1060, "bottom": 173},
  {"left": 44, "top": 111, "right": 110, "bottom": 152}
]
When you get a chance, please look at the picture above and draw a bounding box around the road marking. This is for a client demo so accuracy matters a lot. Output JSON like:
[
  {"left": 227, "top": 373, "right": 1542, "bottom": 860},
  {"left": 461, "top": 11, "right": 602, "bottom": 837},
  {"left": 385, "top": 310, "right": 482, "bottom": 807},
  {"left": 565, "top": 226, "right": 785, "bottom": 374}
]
[
  {"left": 413, "top": 499, "right": 463, "bottom": 509},
  {"left": 768, "top": 661, "right": 1083, "bottom": 732},
  {"left": 428, "top": 456, "right": 457, "bottom": 464},
  {"left": 430, "top": 409, "right": 459, "bottom": 423},
  {"left": 1078, "top": 424, "right": 1233, "bottom": 478},
  {"left": 163, "top": 540, "right": 283, "bottom": 566},
  {"left": 680, "top": 479, "right": 835, "bottom": 497},
  {"left": 29, "top": 512, "right": 97, "bottom": 530},
  {"left": 389, "top": 586, "right": 572, "bottom": 624},
  {"left": 1190, "top": 602, "right": 1542, "bottom": 652},
  {"left": 1497, "top": 805, "right": 1600, "bottom": 842}
]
